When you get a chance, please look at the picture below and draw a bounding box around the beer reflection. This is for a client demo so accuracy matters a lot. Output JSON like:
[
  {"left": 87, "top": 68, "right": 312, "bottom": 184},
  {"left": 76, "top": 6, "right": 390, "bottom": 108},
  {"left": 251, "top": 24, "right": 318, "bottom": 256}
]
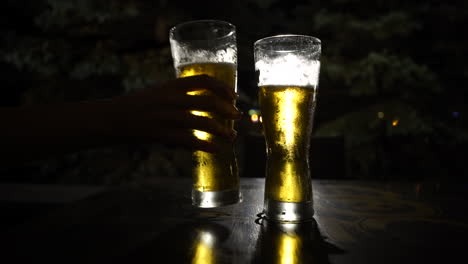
[
  {"left": 190, "top": 223, "right": 229, "bottom": 264},
  {"left": 192, "top": 229, "right": 216, "bottom": 264},
  {"left": 253, "top": 219, "right": 331, "bottom": 264},
  {"left": 277, "top": 231, "right": 301, "bottom": 264},
  {"left": 117, "top": 222, "right": 229, "bottom": 263}
]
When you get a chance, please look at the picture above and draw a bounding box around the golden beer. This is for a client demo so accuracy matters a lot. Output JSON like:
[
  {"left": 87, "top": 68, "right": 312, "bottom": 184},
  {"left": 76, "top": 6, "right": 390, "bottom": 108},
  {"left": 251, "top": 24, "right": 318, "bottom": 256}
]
[
  {"left": 255, "top": 34, "right": 320, "bottom": 221},
  {"left": 177, "top": 62, "right": 239, "bottom": 194},
  {"left": 259, "top": 85, "right": 317, "bottom": 203}
]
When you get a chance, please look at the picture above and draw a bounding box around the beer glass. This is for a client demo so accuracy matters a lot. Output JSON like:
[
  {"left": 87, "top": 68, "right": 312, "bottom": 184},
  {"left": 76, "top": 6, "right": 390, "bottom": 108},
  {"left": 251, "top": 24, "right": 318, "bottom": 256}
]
[
  {"left": 254, "top": 35, "right": 321, "bottom": 222},
  {"left": 169, "top": 20, "right": 241, "bottom": 208}
]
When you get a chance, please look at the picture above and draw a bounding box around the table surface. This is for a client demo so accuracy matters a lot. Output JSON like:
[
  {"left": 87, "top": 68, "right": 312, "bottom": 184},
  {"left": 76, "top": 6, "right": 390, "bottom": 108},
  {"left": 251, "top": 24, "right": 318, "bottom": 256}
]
[{"left": 1, "top": 178, "right": 468, "bottom": 263}]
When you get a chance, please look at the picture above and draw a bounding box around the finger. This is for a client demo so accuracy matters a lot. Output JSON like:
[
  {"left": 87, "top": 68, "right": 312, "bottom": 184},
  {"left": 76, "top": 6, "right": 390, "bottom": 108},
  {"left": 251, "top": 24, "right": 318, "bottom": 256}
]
[
  {"left": 129, "top": 109, "right": 237, "bottom": 143},
  {"left": 156, "top": 111, "right": 237, "bottom": 140},
  {"left": 168, "top": 75, "right": 236, "bottom": 101},
  {"left": 154, "top": 129, "right": 223, "bottom": 153},
  {"left": 174, "top": 94, "right": 242, "bottom": 120}
]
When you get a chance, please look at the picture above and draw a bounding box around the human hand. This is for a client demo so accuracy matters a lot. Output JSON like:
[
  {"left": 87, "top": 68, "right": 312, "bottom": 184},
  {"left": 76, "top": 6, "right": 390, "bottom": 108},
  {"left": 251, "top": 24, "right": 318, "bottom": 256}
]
[{"left": 112, "top": 75, "right": 242, "bottom": 153}]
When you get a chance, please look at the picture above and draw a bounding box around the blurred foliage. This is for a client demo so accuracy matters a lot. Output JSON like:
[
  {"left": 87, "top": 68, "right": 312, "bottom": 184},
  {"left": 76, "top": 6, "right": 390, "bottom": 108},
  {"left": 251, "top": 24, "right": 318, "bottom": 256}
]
[
  {"left": 307, "top": 0, "right": 468, "bottom": 179},
  {"left": 1, "top": 0, "right": 467, "bottom": 182}
]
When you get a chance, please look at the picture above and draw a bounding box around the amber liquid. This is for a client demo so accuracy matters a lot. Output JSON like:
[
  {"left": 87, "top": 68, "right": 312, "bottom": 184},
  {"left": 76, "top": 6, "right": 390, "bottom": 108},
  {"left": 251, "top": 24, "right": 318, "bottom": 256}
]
[
  {"left": 259, "top": 85, "right": 317, "bottom": 202},
  {"left": 177, "top": 62, "right": 239, "bottom": 192}
]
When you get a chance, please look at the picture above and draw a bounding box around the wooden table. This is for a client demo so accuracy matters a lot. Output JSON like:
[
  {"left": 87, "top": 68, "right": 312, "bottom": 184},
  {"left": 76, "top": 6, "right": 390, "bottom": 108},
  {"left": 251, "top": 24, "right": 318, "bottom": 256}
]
[{"left": 1, "top": 178, "right": 467, "bottom": 263}]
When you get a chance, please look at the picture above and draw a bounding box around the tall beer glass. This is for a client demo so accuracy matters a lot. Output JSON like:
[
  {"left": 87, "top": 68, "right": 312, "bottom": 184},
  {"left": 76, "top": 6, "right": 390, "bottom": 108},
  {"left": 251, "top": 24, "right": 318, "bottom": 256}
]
[
  {"left": 169, "top": 20, "right": 241, "bottom": 208},
  {"left": 254, "top": 35, "right": 321, "bottom": 222}
]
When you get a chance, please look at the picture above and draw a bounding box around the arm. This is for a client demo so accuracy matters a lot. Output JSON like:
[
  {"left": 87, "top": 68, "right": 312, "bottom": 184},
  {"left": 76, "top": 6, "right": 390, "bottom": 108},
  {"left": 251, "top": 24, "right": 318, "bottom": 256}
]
[
  {"left": 0, "top": 99, "right": 125, "bottom": 167},
  {"left": 0, "top": 75, "right": 241, "bottom": 168}
]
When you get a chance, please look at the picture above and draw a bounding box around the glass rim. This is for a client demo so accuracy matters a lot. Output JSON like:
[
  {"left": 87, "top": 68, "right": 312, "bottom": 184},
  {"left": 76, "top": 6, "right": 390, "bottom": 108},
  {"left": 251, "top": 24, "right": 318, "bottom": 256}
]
[
  {"left": 169, "top": 19, "right": 236, "bottom": 42},
  {"left": 254, "top": 34, "right": 321, "bottom": 52}
]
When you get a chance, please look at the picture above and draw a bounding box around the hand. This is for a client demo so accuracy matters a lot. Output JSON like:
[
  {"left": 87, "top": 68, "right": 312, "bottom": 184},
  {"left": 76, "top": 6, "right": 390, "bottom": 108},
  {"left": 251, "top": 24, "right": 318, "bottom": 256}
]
[
  {"left": 0, "top": 75, "right": 242, "bottom": 167},
  {"left": 112, "top": 75, "right": 242, "bottom": 153}
]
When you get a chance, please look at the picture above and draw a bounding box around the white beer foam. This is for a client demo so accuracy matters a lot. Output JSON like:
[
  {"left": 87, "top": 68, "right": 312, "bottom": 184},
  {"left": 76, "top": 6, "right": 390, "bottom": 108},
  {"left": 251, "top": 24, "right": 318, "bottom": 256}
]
[
  {"left": 255, "top": 53, "right": 320, "bottom": 87},
  {"left": 170, "top": 39, "right": 237, "bottom": 67}
]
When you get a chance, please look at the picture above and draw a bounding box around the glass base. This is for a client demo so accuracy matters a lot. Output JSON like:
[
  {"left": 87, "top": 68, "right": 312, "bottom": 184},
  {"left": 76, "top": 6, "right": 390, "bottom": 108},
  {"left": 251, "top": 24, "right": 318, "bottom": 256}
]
[
  {"left": 263, "top": 199, "right": 314, "bottom": 223},
  {"left": 192, "top": 188, "right": 242, "bottom": 208}
]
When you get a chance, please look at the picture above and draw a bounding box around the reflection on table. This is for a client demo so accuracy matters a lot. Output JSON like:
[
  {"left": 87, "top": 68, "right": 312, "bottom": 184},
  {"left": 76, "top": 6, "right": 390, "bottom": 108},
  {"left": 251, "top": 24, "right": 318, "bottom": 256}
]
[{"left": 1, "top": 178, "right": 467, "bottom": 264}]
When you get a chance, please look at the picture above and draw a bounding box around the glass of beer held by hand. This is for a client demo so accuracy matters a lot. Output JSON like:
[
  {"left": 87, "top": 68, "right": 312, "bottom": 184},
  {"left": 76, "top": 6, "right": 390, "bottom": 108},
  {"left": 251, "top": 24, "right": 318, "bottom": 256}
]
[
  {"left": 169, "top": 20, "right": 241, "bottom": 208},
  {"left": 254, "top": 35, "right": 321, "bottom": 222}
]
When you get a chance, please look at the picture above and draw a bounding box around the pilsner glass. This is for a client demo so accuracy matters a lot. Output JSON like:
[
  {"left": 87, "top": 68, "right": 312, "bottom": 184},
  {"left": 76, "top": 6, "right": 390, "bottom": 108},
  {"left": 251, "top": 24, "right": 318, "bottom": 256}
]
[
  {"left": 254, "top": 35, "right": 321, "bottom": 222},
  {"left": 169, "top": 20, "right": 241, "bottom": 208}
]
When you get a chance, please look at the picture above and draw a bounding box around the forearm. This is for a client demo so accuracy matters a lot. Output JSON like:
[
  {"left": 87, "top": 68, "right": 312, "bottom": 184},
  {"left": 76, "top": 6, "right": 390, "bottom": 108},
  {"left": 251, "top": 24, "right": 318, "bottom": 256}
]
[{"left": 0, "top": 100, "right": 121, "bottom": 168}]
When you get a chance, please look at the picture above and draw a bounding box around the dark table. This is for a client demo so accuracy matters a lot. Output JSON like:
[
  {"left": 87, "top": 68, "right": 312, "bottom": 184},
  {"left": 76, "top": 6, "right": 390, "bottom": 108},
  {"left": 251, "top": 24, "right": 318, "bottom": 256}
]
[{"left": 1, "top": 178, "right": 468, "bottom": 263}]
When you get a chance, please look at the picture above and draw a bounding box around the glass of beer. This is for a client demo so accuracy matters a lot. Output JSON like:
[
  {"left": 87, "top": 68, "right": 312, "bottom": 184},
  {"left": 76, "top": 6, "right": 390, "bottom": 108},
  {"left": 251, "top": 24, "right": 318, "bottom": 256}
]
[
  {"left": 254, "top": 35, "right": 321, "bottom": 222},
  {"left": 169, "top": 20, "right": 241, "bottom": 208}
]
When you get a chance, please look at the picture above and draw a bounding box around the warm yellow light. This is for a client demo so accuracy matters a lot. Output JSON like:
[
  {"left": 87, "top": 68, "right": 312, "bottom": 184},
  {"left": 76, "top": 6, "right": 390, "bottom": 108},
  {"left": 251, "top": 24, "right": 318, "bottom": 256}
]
[
  {"left": 192, "top": 244, "right": 212, "bottom": 264},
  {"left": 278, "top": 163, "right": 302, "bottom": 202},
  {"left": 259, "top": 116, "right": 263, "bottom": 123},
  {"left": 251, "top": 114, "right": 259, "bottom": 123},
  {"left": 193, "top": 130, "right": 211, "bottom": 141},
  {"left": 192, "top": 233, "right": 214, "bottom": 264},
  {"left": 190, "top": 109, "right": 213, "bottom": 142},
  {"left": 278, "top": 233, "right": 300, "bottom": 264},
  {"left": 392, "top": 119, "right": 399, "bottom": 126},
  {"left": 186, "top": 89, "right": 209, "bottom": 96},
  {"left": 278, "top": 89, "right": 299, "bottom": 148},
  {"left": 191, "top": 110, "right": 211, "bottom": 118},
  {"left": 180, "top": 68, "right": 198, "bottom": 78}
]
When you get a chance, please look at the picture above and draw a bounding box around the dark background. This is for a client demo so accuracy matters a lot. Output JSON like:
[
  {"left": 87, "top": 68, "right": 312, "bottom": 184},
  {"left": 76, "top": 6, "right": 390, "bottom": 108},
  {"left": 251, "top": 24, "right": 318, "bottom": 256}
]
[{"left": 1, "top": 0, "right": 467, "bottom": 184}]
